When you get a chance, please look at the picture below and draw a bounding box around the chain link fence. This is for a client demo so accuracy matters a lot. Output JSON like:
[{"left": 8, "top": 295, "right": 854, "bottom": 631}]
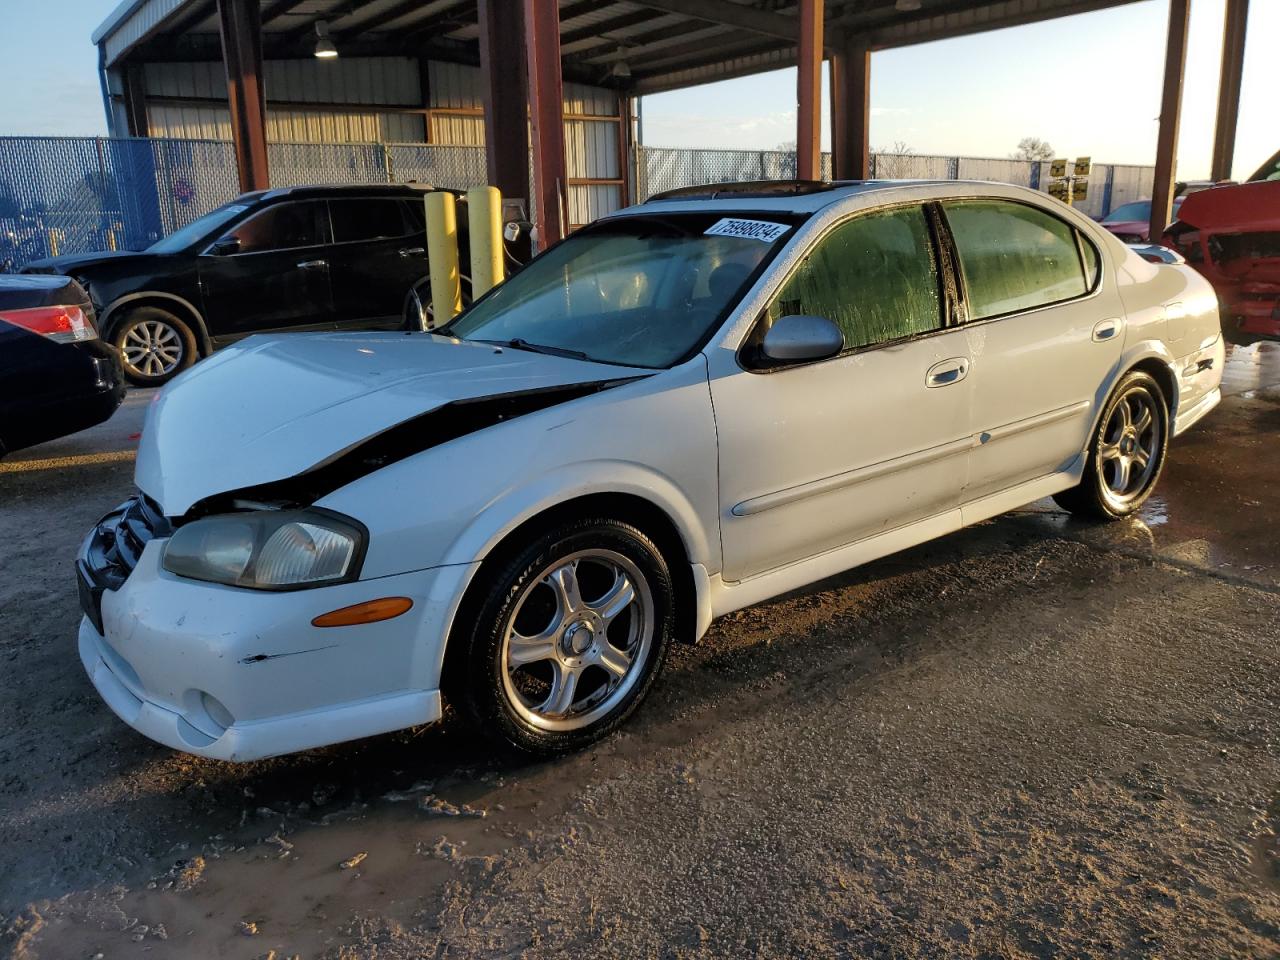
[
  {"left": 0, "top": 136, "right": 1154, "bottom": 271},
  {"left": 636, "top": 147, "right": 1153, "bottom": 220}
]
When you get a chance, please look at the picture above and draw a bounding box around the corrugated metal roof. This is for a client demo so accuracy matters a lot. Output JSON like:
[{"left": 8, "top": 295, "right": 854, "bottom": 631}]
[{"left": 98, "top": 0, "right": 1147, "bottom": 93}]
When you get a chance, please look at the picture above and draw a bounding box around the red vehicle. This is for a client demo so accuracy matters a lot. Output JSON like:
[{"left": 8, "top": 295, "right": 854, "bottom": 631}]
[
  {"left": 1100, "top": 198, "right": 1183, "bottom": 244},
  {"left": 1163, "top": 150, "right": 1280, "bottom": 344}
]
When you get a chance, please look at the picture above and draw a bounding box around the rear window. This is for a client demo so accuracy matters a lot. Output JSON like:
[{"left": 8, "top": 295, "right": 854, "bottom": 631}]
[
  {"left": 944, "top": 200, "right": 1089, "bottom": 320},
  {"left": 330, "top": 198, "right": 413, "bottom": 243}
]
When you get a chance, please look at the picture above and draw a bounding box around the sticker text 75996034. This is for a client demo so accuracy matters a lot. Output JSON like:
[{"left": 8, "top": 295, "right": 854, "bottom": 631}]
[{"left": 704, "top": 219, "right": 791, "bottom": 243}]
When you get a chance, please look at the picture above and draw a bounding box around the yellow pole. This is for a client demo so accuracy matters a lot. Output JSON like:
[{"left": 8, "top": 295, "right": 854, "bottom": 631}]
[
  {"left": 424, "top": 191, "right": 462, "bottom": 328},
  {"left": 48, "top": 228, "right": 60, "bottom": 258},
  {"left": 466, "top": 185, "right": 504, "bottom": 299}
]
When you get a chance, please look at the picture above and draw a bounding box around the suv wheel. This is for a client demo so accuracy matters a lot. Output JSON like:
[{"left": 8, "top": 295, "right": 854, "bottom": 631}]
[
  {"left": 1053, "top": 370, "right": 1169, "bottom": 520},
  {"left": 113, "top": 307, "right": 197, "bottom": 386},
  {"left": 448, "top": 518, "right": 675, "bottom": 756}
]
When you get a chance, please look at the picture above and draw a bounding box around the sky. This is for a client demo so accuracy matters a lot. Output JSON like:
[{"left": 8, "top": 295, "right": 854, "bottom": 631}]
[{"left": 0, "top": 0, "right": 1273, "bottom": 181}]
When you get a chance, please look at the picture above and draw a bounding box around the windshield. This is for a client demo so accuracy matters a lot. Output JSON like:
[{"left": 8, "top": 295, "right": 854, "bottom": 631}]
[
  {"left": 1103, "top": 201, "right": 1151, "bottom": 223},
  {"left": 444, "top": 212, "right": 796, "bottom": 368},
  {"left": 148, "top": 202, "right": 252, "bottom": 253}
]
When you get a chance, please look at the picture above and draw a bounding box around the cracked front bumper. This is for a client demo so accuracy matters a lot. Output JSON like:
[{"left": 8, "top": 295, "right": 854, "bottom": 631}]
[{"left": 77, "top": 505, "right": 474, "bottom": 761}]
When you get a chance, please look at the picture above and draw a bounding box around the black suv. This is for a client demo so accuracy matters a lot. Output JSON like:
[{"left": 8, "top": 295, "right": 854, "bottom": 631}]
[{"left": 23, "top": 184, "right": 450, "bottom": 385}]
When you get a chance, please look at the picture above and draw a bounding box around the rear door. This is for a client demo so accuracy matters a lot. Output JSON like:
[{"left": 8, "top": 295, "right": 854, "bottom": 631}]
[
  {"left": 197, "top": 199, "right": 335, "bottom": 339},
  {"left": 326, "top": 197, "right": 427, "bottom": 329},
  {"left": 941, "top": 199, "right": 1125, "bottom": 504},
  {"left": 710, "top": 203, "right": 974, "bottom": 582}
]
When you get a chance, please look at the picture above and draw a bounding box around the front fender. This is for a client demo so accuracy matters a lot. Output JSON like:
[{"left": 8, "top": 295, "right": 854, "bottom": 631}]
[{"left": 316, "top": 355, "right": 721, "bottom": 580}]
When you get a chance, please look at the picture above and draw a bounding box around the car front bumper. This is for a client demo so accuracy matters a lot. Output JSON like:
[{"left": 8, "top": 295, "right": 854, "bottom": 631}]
[{"left": 77, "top": 501, "right": 475, "bottom": 761}]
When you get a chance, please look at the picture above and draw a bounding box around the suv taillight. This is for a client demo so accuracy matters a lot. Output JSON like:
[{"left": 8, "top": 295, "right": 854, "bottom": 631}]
[{"left": 0, "top": 304, "right": 97, "bottom": 343}]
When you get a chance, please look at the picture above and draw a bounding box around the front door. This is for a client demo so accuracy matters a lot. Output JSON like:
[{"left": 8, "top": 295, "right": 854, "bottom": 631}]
[
  {"left": 710, "top": 203, "right": 974, "bottom": 582},
  {"left": 197, "top": 199, "right": 335, "bottom": 340},
  {"left": 940, "top": 199, "right": 1126, "bottom": 501},
  {"left": 326, "top": 197, "right": 429, "bottom": 328}
]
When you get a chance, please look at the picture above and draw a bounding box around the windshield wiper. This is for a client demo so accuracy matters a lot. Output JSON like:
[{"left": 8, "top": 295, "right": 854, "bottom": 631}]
[{"left": 483, "top": 338, "right": 593, "bottom": 361}]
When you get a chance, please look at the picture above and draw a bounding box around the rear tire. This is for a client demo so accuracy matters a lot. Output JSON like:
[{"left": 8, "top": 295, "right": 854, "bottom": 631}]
[
  {"left": 112, "top": 306, "right": 197, "bottom": 386},
  {"left": 1053, "top": 371, "right": 1169, "bottom": 520},
  {"left": 446, "top": 518, "right": 675, "bottom": 757}
]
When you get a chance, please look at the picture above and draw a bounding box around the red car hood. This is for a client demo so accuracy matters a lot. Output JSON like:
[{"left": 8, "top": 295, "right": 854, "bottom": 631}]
[{"left": 1175, "top": 180, "right": 1280, "bottom": 233}]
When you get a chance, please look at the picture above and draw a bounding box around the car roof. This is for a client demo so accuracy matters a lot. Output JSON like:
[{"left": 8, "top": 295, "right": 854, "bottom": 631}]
[{"left": 244, "top": 182, "right": 447, "bottom": 204}]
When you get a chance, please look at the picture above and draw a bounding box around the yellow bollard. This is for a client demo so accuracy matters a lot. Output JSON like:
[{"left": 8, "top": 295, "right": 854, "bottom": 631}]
[
  {"left": 47, "top": 228, "right": 61, "bottom": 258},
  {"left": 466, "top": 186, "right": 504, "bottom": 299},
  {"left": 424, "top": 191, "right": 462, "bottom": 328}
]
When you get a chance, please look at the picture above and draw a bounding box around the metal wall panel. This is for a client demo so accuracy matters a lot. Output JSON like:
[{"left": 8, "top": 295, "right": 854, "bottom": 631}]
[
  {"left": 563, "top": 82, "right": 615, "bottom": 116},
  {"left": 564, "top": 119, "right": 618, "bottom": 179},
  {"left": 147, "top": 102, "right": 424, "bottom": 145},
  {"left": 144, "top": 58, "right": 422, "bottom": 106},
  {"left": 431, "top": 113, "right": 486, "bottom": 146},
  {"left": 428, "top": 61, "right": 485, "bottom": 109}
]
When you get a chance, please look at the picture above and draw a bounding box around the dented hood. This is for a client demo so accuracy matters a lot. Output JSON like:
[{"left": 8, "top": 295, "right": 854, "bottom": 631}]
[
  {"left": 137, "top": 332, "right": 645, "bottom": 515},
  {"left": 1175, "top": 180, "right": 1280, "bottom": 233}
]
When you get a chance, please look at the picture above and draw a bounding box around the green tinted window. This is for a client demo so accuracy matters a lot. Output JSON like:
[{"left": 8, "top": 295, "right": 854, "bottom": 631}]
[
  {"left": 768, "top": 205, "right": 942, "bottom": 350},
  {"left": 945, "top": 200, "right": 1088, "bottom": 320}
]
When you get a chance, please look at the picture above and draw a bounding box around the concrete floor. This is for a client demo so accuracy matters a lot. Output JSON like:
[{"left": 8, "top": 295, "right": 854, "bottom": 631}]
[{"left": 1, "top": 343, "right": 1279, "bottom": 958}]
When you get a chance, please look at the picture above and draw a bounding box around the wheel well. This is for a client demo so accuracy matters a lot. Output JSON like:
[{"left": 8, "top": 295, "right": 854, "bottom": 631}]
[
  {"left": 446, "top": 493, "right": 699, "bottom": 666},
  {"left": 103, "top": 296, "right": 210, "bottom": 357},
  {"left": 1128, "top": 357, "right": 1177, "bottom": 415}
]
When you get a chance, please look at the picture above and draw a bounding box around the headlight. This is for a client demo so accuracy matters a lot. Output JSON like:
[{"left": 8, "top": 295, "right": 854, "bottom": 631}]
[{"left": 162, "top": 510, "right": 365, "bottom": 590}]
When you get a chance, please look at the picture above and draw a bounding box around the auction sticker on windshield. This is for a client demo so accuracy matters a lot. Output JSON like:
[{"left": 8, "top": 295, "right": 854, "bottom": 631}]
[{"left": 704, "top": 218, "right": 791, "bottom": 243}]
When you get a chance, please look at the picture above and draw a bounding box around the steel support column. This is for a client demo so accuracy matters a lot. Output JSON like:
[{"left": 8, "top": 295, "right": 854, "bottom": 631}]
[
  {"left": 1210, "top": 0, "right": 1249, "bottom": 182},
  {"left": 524, "top": 0, "right": 568, "bottom": 250},
  {"left": 121, "top": 63, "right": 150, "bottom": 137},
  {"left": 796, "top": 0, "right": 823, "bottom": 180},
  {"left": 1149, "top": 0, "right": 1190, "bottom": 246},
  {"left": 216, "top": 0, "right": 269, "bottom": 193},
  {"left": 830, "top": 39, "right": 870, "bottom": 180},
  {"left": 479, "top": 0, "right": 531, "bottom": 205}
]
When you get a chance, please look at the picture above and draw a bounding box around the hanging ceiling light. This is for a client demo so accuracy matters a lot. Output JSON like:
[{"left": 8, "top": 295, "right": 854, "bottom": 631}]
[
  {"left": 895, "top": 0, "right": 922, "bottom": 10},
  {"left": 608, "top": 59, "right": 632, "bottom": 80},
  {"left": 314, "top": 20, "right": 338, "bottom": 59}
]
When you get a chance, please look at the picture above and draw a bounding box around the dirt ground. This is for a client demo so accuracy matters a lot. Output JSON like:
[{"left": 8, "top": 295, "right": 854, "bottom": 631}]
[{"left": 2, "top": 345, "right": 1279, "bottom": 959}]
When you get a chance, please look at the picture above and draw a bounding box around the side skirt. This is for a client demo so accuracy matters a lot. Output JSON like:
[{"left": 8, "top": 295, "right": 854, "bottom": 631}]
[{"left": 707, "top": 468, "right": 1082, "bottom": 621}]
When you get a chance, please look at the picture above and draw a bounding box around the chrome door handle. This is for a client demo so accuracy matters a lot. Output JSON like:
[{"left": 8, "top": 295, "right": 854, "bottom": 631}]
[
  {"left": 1092, "top": 317, "right": 1122, "bottom": 341},
  {"left": 297, "top": 259, "right": 327, "bottom": 270},
  {"left": 398, "top": 246, "right": 426, "bottom": 258},
  {"left": 926, "top": 357, "right": 969, "bottom": 388}
]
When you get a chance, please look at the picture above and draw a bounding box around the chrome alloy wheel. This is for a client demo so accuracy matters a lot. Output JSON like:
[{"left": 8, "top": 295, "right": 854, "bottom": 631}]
[
  {"left": 122, "top": 319, "right": 184, "bottom": 379},
  {"left": 1096, "top": 384, "right": 1161, "bottom": 508},
  {"left": 501, "top": 549, "right": 654, "bottom": 732}
]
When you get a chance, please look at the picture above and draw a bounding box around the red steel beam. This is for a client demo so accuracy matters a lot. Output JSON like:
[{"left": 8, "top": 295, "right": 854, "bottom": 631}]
[
  {"left": 796, "top": 0, "right": 823, "bottom": 181},
  {"left": 216, "top": 0, "right": 269, "bottom": 192},
  {"left": 523, "top": 0, "right": 568, "bottom": 249},
  {"left": 478, "top": 0, "right": 531, "bottom": 204},
  {"left": 829, "top": 39, "right": 870, "bottom": 180},
  {"left": 1210, "top": 0, "right": 1249, "bottom": 182},
  {"left": 1149, "top": 0, "right": 1190, "bottom": 246}
]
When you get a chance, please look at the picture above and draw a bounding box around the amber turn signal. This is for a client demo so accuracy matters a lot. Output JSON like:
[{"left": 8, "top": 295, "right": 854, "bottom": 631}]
[{"left": 311, "top": 597, "right": 413, "bottom": 627}]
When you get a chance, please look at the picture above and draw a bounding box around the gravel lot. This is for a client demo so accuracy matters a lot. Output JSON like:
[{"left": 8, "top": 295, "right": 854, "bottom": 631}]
[{"left": 2, "top": 344, "right": 1279, "bottom": 959}]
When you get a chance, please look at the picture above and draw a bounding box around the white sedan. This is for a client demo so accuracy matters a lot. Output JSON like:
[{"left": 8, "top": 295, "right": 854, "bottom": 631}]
[{"left": 76, "top": 180, "right": 1224, "bottom": 761}]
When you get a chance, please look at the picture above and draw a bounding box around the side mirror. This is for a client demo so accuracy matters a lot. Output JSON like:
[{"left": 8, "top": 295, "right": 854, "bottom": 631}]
[
  {"left": 208, "top": 237, "right": 240, "bottom": 257},
  {"left": 760, "top": 314, "right": 844, "bottom": 364}
]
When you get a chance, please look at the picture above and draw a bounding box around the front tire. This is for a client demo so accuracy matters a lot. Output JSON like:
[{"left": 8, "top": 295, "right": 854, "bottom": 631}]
[
  {"left": 1053, "top": 371, "right": 1169, "bottom": 520},
  {"left": 113, "top": 307, "right": 197, "bottom": 386},
  {"left": 447, "top": 518, "right": 675, "bottom": 756}
]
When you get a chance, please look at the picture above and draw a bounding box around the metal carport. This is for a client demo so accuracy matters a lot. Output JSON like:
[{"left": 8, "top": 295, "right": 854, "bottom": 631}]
[{"left": 93, "top": 0, "right": 1253, "bottom": 249}]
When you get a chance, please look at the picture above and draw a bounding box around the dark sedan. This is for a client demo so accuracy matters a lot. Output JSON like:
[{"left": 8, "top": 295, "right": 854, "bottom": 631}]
[
  {"left": 0, "top": 275, "right": 125, "bottom": 456},
  {"left": 23, "top": 184, "right": 449, "bottom": 385}
]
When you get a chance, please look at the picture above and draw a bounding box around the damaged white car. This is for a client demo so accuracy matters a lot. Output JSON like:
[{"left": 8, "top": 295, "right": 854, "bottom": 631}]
[{"left": 77, "top": 180, "right": 1224, "bottom": 761}]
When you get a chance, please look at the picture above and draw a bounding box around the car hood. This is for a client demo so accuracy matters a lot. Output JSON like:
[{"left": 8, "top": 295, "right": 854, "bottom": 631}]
[
  {"left": 136, "top": 332, "right": 648, "bottom": 516},
  {"left": 23, "top": 249, "right": 160, "bottom": 274},
  {"left": 1174, "top": 180, "right": 1280, "bottom": 233}
]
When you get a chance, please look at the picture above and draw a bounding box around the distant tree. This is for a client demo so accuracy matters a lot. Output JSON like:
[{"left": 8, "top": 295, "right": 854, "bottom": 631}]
[
  {"left": 874, "top": 141, "right": 914, "bottom": 179},
  {"left": 1012, "top": 137, "right": 1055, "bottom": 161},
  {"left": 775, "top": 140, "right": 796, "bottom": 152}
]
